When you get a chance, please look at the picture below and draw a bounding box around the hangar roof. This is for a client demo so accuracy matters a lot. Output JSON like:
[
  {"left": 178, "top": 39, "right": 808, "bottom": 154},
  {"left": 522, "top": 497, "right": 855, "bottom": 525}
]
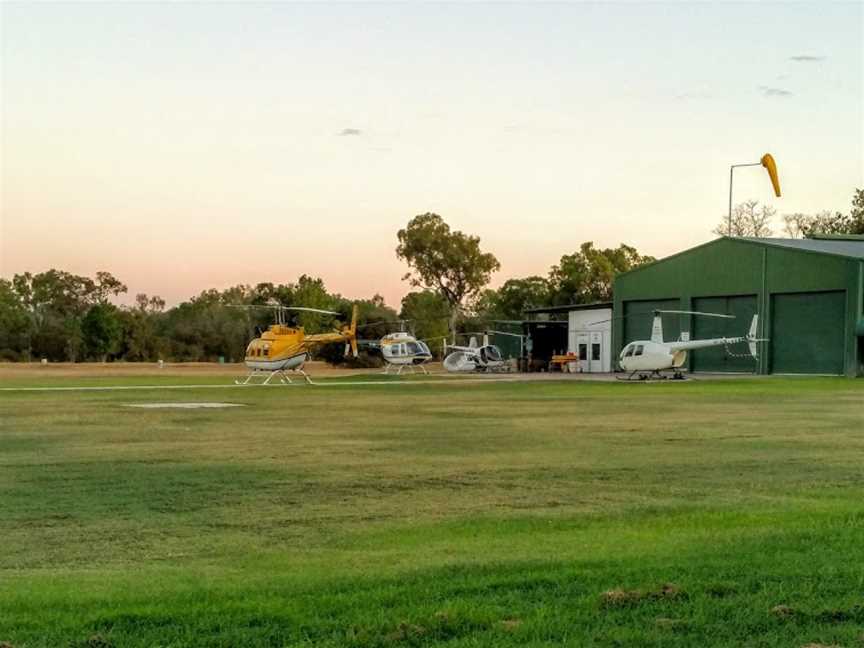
[
  {"left": 524, "top": 301, "right": 612, "bottom": 315},
  {"left": 736, "top": 236, "right": 864, "bottom": 260}
]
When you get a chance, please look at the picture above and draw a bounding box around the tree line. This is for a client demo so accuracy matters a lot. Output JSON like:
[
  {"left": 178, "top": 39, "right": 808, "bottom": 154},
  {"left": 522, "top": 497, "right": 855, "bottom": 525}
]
[
  {"left": 2, "top": 189, "right": 859, "bottom": 364},
  {"left": 715, "top": 188, "right": 863, "bottom": 238},
  {"left": 0, "top": 223, "right": 654, "bottom": 363}
]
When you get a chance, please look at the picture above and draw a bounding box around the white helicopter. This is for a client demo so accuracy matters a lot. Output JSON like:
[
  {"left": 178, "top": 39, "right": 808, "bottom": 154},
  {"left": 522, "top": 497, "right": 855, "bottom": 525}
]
[
  {"left": 616, "top": 310, "right": 765, "bottom": 380},
  {"left": 357, "top": 322, "right": 435, "bottom": 374},
  {"left": 442, "top": 333, "right": 508, "bottom": 373},
  {"left": 375, "top": 331, "right": 434, "bottom": 374}
]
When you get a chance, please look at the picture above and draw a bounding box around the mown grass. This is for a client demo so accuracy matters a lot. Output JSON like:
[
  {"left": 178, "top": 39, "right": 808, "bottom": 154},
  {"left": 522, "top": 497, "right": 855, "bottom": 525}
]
[{"left": 1, "top": 376, "right": 863, "bottom": 646}]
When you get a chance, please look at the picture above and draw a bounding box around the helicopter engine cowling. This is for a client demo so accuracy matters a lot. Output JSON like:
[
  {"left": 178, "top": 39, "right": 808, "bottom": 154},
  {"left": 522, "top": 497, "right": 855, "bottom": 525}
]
[{"left": 443, "top": 351, "right": 477, "bottom": 372}]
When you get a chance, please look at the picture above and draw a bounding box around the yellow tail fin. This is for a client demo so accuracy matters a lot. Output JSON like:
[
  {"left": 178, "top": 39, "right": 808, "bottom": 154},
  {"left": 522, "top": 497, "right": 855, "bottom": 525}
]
[{"left": 344, "top": 305, "right": 359, "bottom": 358}]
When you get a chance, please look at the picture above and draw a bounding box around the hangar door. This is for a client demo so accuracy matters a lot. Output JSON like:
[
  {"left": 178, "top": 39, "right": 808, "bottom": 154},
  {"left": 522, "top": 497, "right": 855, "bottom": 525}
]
[
  {"left": 770, "top": 291, "right": 845, "bottom": 375},
  {"left": 623, "top": 299, "right": 680, "bottom": 345},
  {"left": 691, "top": 295, "right": 758, "bottom": 373}
]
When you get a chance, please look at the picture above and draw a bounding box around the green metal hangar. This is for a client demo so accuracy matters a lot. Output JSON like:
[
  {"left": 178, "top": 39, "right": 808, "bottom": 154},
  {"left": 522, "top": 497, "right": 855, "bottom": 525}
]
[{"left": 612, "top": 236, "right": 864, "bottom": 377}]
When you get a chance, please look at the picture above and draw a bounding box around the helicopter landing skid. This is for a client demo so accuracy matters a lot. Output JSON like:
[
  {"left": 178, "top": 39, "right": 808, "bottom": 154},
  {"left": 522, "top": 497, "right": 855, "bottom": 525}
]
[
  {"left": 616, "top": 369, "right": 686, "bottom": 382},
  {"left": 235, "top": 368, "right": 312, "bottom": 385},
  {"left": 384, "top": 364, "right": 429, "bottom": 376}
]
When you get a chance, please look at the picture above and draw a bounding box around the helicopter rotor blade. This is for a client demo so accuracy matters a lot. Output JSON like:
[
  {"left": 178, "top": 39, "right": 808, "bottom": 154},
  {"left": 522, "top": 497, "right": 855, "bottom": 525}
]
[
  {"left": 586, "top": 314, "right": 644, "bottom": 326},
  {"left": 225, "top": 304, "right": 341, "bottom": 316},
  {"left": 588, "top": 309, "right": 735, "bottom": 327},
  {"left": 655, "top": 310, "right": 736, "bottom": 319},
  {"left": 283, "top": 307, "right": 341, "bottom": 315}
]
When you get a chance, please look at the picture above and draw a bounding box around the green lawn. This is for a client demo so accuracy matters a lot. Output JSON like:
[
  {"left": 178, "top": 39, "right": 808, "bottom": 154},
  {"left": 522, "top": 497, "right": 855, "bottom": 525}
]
[{"left": 2, "top": 376, "right": 864, "bottom": 647}]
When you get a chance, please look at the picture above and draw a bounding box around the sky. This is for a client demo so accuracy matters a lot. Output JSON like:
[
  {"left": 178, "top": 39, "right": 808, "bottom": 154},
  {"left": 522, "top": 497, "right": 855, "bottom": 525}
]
[{"left": 1, "top": 1, "right": 862, "bottom": 308}]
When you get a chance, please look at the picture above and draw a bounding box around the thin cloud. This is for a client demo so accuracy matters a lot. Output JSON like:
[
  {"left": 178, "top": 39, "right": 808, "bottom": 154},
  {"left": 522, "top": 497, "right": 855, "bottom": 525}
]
[
  {"left": 674, "top": 91, "right": 712, "bottom": 101},
  {"left": 338, "top": 128, "right": 362, "bottom": 136},
  {"left": 759, "top": 85, "right": 793, "bottom": 97},
  {"left": 789, "top": 55, "right": 825, "bottom": 62}
]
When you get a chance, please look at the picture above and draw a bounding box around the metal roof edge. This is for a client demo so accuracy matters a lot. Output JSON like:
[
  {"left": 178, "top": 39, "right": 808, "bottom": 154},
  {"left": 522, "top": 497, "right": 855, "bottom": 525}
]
[
  {"left": 615, "top": 237, "right": 863, "bottom": 287},
  {"left": 735, "top": 237, "right": 864, "bottom": 261},
  {"left": 524, "top": 301, "right": 612, "bottom": 314}
]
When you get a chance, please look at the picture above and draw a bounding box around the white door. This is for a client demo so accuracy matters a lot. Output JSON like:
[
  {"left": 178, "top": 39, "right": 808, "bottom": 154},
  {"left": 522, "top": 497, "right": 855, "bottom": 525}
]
[
  {"left": 589, "top": 331, "right": 603, "bottom": 372},
  {"left": 576, "top": 333, "right": 590, "bottom": 372}
]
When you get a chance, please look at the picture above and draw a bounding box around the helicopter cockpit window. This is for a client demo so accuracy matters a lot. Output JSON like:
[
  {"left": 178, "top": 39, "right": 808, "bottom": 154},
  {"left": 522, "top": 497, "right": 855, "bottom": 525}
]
[
  {"left": 418, "top": 341, "right": 431, "bottom": 355},
  {"left": 634, "top": 345, "right": 644, "bottom": 356},
  {"left": 481, "top": 346, "right": 501, "bottom": 362},
  {"left": 623, "top": 344, "right": 635, "bottom": 358},
  {"left": 406, "top": 341, "right": 421, "bottom": 355}
]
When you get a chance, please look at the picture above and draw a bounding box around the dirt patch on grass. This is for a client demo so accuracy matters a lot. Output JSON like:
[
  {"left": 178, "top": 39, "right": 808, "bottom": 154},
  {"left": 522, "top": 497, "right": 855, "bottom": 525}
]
[
  {"left": 771, "top": 604, "right": 798, "bottom": 619},
  {"left": 384, "top": 622, "right": 427, "bottom": 642},
  {"left": 68, "top": 635, "right": 115, "bottom": 648},
  {"left": 706, "top": 583, "right": 738, "bottom": 598},
  {"left": 500, "top": 618, "right": 522, "bottom": 631},
  {"left": 600, "top": 583, "right": 686, "bottom": 608},
  {"left": 772, "top": 603, "right": 864, "bottom": 625},
  {"left": 814, "top": 605, "right": 864, "bottom": 624},
  {"left": 655, "top": 617, "right": 689, "bottom": 630}
]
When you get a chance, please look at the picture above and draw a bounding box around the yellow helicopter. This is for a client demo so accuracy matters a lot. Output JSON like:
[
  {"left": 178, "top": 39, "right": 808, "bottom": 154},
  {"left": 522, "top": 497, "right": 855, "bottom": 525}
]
[{"left": 234, "top": 304, "right": 358, "bottom": 384}]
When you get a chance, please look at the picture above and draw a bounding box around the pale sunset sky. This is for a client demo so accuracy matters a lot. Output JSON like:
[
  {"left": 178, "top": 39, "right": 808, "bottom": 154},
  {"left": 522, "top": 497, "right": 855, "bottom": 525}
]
[{"left": 1, "top": 2, "right": 862, "bottom": 307}]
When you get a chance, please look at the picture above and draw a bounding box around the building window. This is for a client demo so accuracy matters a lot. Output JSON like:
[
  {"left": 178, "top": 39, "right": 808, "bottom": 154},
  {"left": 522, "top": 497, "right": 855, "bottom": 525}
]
[
  {"left": 592, "top": 343, "right": 601, "bottom": 361},
  {"left": 578, "top": 344, "right": 588, "bottom": 361}
]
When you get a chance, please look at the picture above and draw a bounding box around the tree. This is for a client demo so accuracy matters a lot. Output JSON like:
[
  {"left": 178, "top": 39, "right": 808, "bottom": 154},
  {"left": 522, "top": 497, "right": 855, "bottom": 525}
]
[
  {"left": 851, "top": 188, "right": 864, "bottom": 233},
  {"left": 93, "top": 271, "right": 127, "bottom": 304},
  {"left": 781, "top": 189, "right": 864, "bottom": 237},
  {"left": 714, "top": 200, "right": 775, "bottom": 237},
  {"left": 471, "top": 276, "right": 551, "bottom": 321},
  {"left": 12, "top": 270, "right": 101, "bottom": 361},
  {"left": 0, "top": 279, "right": 30, "bottom": 360},
  {"left": 548, "top": 243, "right": 654, "bottom": 305},
  {"left": 292, "top": 274, "right": 338, "bottom": 332},
  {"left": 121, "top": 293, "right": 166, "bottom": 361},
  {"left": 399, "top": 291, "right": 450, "bottom": 357},
  {"left": 396, "top": 213, "right": 500, "bottom": 339},
  {"left": 781, "top": 213, "right": 813, "bottom": 239},
  {"left": 81, "top": 303, "right": 123, "bottom": 361}
]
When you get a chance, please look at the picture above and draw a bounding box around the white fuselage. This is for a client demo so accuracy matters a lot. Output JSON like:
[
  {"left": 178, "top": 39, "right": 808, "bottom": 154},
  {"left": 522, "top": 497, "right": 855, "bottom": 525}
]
[
  {"left": 380, "top": 333, "right": 432, "bottom": 367},
  {"left": 245, "top": 352, "right": 307, "bottom": 372},
  {"left": 619, "top": 313, "right": 761, "bottom": 375},
  {"left": 443, "top": 344, "right": 504, "bottom": 372},
  {"left": 619, "top": 335, "right": 752, "bottom": 373},
  {"left": 619, "top": 341, "right": 685, "bottom": 372}
]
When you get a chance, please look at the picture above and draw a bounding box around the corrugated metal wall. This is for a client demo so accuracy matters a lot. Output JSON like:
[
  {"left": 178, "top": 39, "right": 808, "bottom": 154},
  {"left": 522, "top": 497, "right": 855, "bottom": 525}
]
[{"left": 612, "top": 238, "right": 862, "bottom": 376}]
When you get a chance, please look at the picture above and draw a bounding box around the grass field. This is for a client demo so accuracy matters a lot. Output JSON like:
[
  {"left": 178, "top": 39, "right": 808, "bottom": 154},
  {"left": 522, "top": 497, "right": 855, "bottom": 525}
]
[{"left": 2, "top": 372, "right": 864, "bottom": 647}]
